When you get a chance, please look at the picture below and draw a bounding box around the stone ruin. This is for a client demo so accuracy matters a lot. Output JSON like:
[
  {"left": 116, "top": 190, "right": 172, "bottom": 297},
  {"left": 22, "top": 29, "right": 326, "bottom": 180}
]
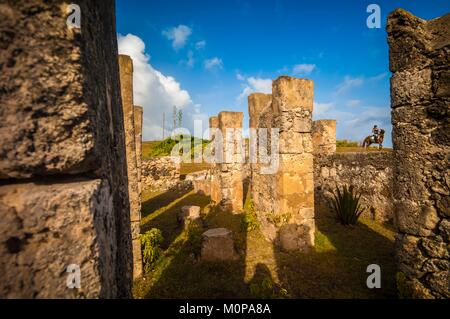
[
  {"left": 0, "top": 1, "right": 143, "bottom": 297},
  {"left": 0, "top": 1, "right": 448, "bottom": 299},
  {"left": 387, "top": 9, "right": 449, "bottom": 298}
]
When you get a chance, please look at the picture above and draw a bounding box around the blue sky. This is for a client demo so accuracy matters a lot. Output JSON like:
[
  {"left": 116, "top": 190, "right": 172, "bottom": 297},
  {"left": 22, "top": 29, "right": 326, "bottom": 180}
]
[{"left": 115, "top": 0, "right": 449, "bottom": 145}]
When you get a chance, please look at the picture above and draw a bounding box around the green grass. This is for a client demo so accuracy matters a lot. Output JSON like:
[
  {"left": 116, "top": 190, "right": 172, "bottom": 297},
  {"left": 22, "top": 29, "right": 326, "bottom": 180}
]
[
  {"left": 142, "top": 137, "right": 210, "bottom": 159},
  {"left": 134, "top": 187, "right": 397, "bottom": 299},
  {"left": 336, "top": 146, "right": 392, "bottom": 153}
]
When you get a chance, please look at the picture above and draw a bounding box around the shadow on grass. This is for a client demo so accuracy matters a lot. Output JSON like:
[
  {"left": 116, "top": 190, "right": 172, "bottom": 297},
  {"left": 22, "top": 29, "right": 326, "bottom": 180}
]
[
  {"left": 141, "top": 187, "right": 192, "bottom": 219},
  {"left": 272, "top": 215, "right": 397, "bottom": 299},
  {"left": 140, "top": 206, "right": 251, "bottom": 298},
  {"left": 141, "top": 191, "right": 209, "bottom": 250},
  {"left": 135, "top": 188, "right": 396, "bottom": 299}
]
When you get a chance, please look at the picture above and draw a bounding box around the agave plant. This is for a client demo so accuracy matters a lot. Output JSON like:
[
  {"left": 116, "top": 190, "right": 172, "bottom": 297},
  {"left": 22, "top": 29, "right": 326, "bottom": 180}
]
[{"left": 331, "top": 185, "right": 365, "bottom": 225}]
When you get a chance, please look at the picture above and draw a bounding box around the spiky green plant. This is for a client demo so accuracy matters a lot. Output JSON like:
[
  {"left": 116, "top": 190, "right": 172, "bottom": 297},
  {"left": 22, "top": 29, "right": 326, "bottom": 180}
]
[
  {"left": 141, "top": 228, "right": 164, "bottom": 272},
  {"left": 331, "top": 185, "right": 365, "bottom": 225}
]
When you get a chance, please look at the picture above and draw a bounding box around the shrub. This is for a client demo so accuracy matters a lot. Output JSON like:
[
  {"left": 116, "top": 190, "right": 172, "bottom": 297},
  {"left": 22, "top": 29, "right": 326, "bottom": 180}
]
[
  {"left": 331, "top": 185, "right": 365, "bottom": 225},
  {"left": 141, "top": 228, "right": 164, "bottom": 272},
  {"left": 336, "top": 139, "right": 359, "bottom": 147},
  {"left": 241, "top": 200, "right": 260, "bottom": 232}
]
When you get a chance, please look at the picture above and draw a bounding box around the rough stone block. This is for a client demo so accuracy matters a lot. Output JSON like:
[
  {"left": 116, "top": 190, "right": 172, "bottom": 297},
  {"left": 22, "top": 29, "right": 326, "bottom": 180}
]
[
  {"left": 178, "top": 206, "right": 201, "bottom": 225},
  {"left": 0, "top": 1, "right": 121, "bottom": 180},
  {"left": 201, "top": 228, "right": 238, "bottom": 261},
  {"left": 278, "top": 220, "right": 315, "bottom": 252},
  {"left": 312, "top": 120, "right": 336, "bottom": 154},
  {"left": 391, "top": 68, "right": 432, "bottom": 107},
  {"left": 272, "top": 76, "right": 314, "bottom": 113},
  {"left": 248, "top": 93, "right": 272, "bottom": 128},
  {"left": 0, "top": 179, "right": 116, "bottom": 298}
]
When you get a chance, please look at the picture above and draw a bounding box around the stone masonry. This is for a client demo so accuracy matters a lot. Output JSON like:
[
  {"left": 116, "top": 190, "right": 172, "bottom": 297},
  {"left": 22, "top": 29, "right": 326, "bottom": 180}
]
[
  {"left": 0, "top": 1, "right": 132, "bottom": 298},
  {"left": 388, "top": 9, "right": 449, "bottom": 298},
  {"left": 314, "top": 152, "right": 394, "bottom": 222},
  {"left": 217, "top": 112, "right": 244, "bottom": 213},
  {"left": 118, "top": 55, "right": 142, "bottom": 279},
  {"left": 134, "top": 105, "right": 144, "bottom": 197},
  {"left": 209, "top": 116, "right": 221, "bottom": 204},
  {"left": 312, "top": 120, "right": 337, "bottom": 155},
  {"left": 251, "top": 77, "right": 315, "bottom": 252}
]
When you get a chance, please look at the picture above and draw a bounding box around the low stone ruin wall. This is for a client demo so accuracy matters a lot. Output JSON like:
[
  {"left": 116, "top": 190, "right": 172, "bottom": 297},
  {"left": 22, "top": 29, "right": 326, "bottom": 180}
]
[
  {"left": 314, "top": 152, "right": 394, "bottom": 222},
  {"left": 142, "top": 157, "right": 181, "bottom": 191}
]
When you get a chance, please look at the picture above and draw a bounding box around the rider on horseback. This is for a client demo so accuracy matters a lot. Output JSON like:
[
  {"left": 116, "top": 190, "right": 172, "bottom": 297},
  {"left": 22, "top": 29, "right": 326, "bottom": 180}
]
[{"left": 371, "top": 125, "right": 380, "bottom": 143}]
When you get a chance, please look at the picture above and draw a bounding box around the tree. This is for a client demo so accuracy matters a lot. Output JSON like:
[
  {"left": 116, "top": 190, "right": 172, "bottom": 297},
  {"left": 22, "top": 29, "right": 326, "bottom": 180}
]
[{"left": 178, "top": 109, "right": 183, "bottom": 128}]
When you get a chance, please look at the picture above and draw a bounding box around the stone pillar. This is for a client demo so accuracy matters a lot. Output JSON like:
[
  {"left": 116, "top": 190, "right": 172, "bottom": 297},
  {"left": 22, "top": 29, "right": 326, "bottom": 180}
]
[
  {"left": 388, "top": 9, "right": 450, "bottom": 298},
  {"left": 248, "top": 93, "right": 272, "bottom": 211},
  {"left": 217, "top": 112, "right": 244, "bottom": 213},
  {"left": 249, "top": 93, "right": 272, "bottom": 129},
  {"left": 134, "top": 106, "right": 143, "bottom": 198},
  {"left": 0, "top": 1, "right": 132, "bottom": 298},
  {"left": 312, "top": 120, "right": 336, "bottom": 154},
  {"left": 209, "top": 116, "right": 221, "bottom": 204},
  {"left": 119, "top": 55, "right": 143, "bottom": 279},
  {"left": 273, "top": 76, "right": 315, "bottom": 252}
]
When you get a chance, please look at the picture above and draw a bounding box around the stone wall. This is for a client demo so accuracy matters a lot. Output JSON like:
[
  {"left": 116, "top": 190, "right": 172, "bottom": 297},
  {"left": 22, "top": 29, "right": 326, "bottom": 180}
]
[
  {"left": 141, "top": 157, "right": 181, "bottom": 191},
  {"left": 388, "top": 9, "right": 450, "bottom": 298},
  {"left": 312, "top": 120, "right": 336, "bottom": 155},
  {"left": 0, "top": 1, "right": 132, "bottom": 298},
  {"left": 314, "top": 152, "right": 394, "bottom": 222}
]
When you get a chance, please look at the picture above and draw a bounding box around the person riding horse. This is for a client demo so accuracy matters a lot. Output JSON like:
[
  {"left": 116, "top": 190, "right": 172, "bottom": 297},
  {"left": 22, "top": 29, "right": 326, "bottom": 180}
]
[{"left": 372, "top": 125, "right": 380, "bottom": 143}]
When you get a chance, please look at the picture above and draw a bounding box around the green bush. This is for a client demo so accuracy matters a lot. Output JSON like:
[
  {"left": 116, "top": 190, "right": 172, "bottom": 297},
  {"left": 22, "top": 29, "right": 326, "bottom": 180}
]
[
  {"left": 241, "top": 201, "right": 260, "bottom": 232},
  {"left": 149, "top": 136, "right": 210, "bottom": 157},
  {"left": 336, "top": 139, "right": 359, "bottom": 147},
  {"left": 331, "top": 185, "right": 365, "bottom": 225},
  {"left": 141, "top": 228, "right": 164, "bottom": 272}
]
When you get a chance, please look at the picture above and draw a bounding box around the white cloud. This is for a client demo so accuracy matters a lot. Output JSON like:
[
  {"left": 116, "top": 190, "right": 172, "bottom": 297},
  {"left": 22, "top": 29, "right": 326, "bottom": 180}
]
[
  {"left": 313, "top": 101, "right": 335, "bottom": 118},
  {"left": 334, "top": 76, "right": 364, "bottom": 95},
  {"left": 346, "top": 99, "right": 361, "bottom": 107},
  {"left": 368, "top": 72, "right": 387, "bottom": 82},
  {"left": 204, "top": 57, "right": 223, "bottom": 70},
  {"left": 162, "top": 25, "right": 192, "bottom": 50},
  {"left": 236, "top": 72, "right": 245, "bottom": 81},
  {"left": 118, "top": 33, "right": 208, "bottom": 140},
  {"left": 195, "top": 40, "right": 206, "bottom": 50},
  {"left": 184, "top": 50, "right": 195, "bottom": 68},
  {"left": 236, "top": 76, "right": 272, "bottom": 103},
  {"left": 292, "top": 64, "right": 316, "bottom": 75}
]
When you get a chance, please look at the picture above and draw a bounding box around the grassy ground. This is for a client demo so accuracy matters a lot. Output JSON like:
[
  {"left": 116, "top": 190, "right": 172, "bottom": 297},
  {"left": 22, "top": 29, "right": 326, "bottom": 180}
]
[
  {"left": 134, "top": 186, "right": 397, "bottom": 299},
  {"left": 336, "top": 146, "right": 392, "bottom": 153}
]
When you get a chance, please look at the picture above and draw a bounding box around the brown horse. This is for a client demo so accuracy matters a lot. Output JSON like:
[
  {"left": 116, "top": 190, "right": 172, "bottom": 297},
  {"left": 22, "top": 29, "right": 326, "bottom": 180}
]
[{"left": 362, "top": 129, "right": 385, "bottom": 149}]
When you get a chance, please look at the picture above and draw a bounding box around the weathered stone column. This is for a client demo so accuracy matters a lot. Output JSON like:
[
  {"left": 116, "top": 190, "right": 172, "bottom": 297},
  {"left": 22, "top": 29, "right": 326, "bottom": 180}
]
[
  {"left": 248, "top": 93, "right": 273, "bottom": 214},
  {"left": 209, "top": 116, "right": 221, "bottom": 204},
  {"left": 134, "top": 105, "right": 143, "bottom": 198},
  {"left": 312, "top": 120, "right": 336, "bottom": 154},
  {"left": 273, "top": 76, "right": 315, "bottom": 252},
  {"left": 119, "top": 55, "right": 143, "bottom": 279},
  {"left": 0, "top": 1, "right": 132, "bottom": 298},
  {"left": 388, "top": 9, "right": 449, "bottom": 298},
  {"left": 217, "top": 112, "right": 244, "bottom": 213}
]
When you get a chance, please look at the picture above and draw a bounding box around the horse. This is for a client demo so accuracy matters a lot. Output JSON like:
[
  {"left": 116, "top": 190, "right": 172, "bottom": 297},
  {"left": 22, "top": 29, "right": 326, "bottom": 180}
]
[{"left": 362, "top": 129, "right": 385, "bottom": 149}]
